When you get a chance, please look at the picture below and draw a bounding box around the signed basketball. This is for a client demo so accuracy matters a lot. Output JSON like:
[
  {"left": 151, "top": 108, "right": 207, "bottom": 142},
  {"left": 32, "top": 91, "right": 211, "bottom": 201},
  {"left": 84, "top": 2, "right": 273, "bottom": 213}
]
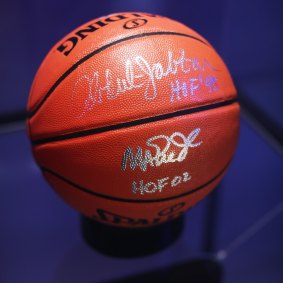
[{"left": 27, "top": 12, "right": 239, "bottom": 228}]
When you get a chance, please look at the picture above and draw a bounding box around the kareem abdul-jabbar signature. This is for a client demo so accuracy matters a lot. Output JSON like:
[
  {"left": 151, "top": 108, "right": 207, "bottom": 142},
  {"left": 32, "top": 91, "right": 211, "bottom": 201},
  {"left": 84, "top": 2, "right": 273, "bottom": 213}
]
[{"left": 71, "top": 49, "right": 216, "bottom": 117}]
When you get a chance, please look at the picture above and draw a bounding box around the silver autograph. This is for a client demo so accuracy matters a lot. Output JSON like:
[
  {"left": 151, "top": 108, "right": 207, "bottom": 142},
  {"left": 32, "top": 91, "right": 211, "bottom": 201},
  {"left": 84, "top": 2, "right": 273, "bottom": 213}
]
[
  {"left": 72, "top": 49, "right": 216, "bottom": 117},
  {"left": 121, "top": 128, "right": 202, "bottom": 172}
]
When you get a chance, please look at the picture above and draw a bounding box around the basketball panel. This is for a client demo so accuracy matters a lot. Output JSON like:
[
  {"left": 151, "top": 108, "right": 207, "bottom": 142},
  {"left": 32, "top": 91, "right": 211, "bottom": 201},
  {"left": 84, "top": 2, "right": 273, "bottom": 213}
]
[
  {"left": 43, "top": 166, "right": 225, "bottom": 228},
  {"left": 29, "top": 35, "right": 236, "bottom": 140},
  {"left": 33, "top": 103, "right": 239, "bottom": 200},
  {"left": 28, "top": 12, "right": 210, "bottom": 112}
]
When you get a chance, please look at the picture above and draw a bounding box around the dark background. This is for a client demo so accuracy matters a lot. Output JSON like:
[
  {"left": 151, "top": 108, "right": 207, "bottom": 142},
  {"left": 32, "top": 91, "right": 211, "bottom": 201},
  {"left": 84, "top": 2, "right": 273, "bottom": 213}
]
[{"left": 1, "top": 1, "right": 283, "bottom": 283}]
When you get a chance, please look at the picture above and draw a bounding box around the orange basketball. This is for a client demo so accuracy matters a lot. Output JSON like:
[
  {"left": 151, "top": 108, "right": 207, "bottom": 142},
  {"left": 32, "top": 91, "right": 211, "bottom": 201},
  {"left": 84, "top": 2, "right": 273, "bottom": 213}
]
[{"left": 27, "top": 12, "right": 239, "bottom": 228}]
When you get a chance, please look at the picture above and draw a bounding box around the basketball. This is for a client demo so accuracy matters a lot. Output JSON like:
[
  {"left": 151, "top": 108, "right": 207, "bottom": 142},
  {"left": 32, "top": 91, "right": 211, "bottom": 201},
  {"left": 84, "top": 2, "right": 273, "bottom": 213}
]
[{"left": 27, "top": 12, "right": 239, "bottom": 228}]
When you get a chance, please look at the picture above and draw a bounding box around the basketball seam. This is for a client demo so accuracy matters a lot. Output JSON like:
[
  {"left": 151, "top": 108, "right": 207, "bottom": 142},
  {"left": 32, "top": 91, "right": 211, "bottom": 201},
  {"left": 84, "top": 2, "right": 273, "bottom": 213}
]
[
  {"left": 41, "top": 160, "right": 230, "bottom": 203},
  {"left": 27, "top": 31, "right": 210, "bottom": 119},
  {"left": 31, "top": 98, "right": 238, "bottom": 145}
]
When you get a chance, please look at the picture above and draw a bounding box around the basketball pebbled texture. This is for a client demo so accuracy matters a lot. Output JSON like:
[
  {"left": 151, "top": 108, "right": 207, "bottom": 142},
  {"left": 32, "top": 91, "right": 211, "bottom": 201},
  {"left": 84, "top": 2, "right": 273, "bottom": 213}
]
[{"left": 27, "top": 12, "right": 240, "bottom": 228}]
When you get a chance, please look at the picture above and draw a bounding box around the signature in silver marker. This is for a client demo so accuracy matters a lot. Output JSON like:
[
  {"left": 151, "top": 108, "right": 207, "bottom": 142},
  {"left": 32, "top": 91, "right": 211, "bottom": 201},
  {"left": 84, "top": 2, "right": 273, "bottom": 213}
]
[
  {"left": 71, "top": 49, "right": 216, "bottom": 117},
  {"left": 121, "top": 128, "right": 202, "bottom": 172}
]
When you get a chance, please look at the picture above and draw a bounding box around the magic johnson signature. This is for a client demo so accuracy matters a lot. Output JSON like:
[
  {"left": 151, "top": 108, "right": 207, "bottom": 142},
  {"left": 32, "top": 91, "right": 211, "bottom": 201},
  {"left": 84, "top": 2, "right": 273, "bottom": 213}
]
[{"left": 121, "top": 128, "right": 202, "bottom": 172}]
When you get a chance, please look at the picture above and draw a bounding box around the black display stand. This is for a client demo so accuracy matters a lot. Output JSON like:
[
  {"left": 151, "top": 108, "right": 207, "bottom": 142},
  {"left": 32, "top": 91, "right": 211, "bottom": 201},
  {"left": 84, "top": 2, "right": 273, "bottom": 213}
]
[{"left": 81, "top": 215, "right": 184, "bottom": 257}]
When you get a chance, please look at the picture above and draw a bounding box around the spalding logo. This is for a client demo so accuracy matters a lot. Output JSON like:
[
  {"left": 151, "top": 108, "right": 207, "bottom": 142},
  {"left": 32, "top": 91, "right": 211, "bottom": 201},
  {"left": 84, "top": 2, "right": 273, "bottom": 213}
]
[{"left": 57, "top": 13, "right": 158, "bottom": 56}]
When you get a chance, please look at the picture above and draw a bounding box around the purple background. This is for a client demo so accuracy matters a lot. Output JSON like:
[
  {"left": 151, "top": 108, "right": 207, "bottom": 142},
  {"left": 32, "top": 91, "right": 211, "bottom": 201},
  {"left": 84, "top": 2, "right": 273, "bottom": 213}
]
[{"left": 1, "top": 0, "right": 283, "bottom": 282}]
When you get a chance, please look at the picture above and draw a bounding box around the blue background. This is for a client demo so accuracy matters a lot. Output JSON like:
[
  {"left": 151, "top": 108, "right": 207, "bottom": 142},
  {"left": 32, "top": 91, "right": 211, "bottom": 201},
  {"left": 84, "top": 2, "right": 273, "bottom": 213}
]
[{"left": 1, "top": 1, "right": 283, "bottom": 282}]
